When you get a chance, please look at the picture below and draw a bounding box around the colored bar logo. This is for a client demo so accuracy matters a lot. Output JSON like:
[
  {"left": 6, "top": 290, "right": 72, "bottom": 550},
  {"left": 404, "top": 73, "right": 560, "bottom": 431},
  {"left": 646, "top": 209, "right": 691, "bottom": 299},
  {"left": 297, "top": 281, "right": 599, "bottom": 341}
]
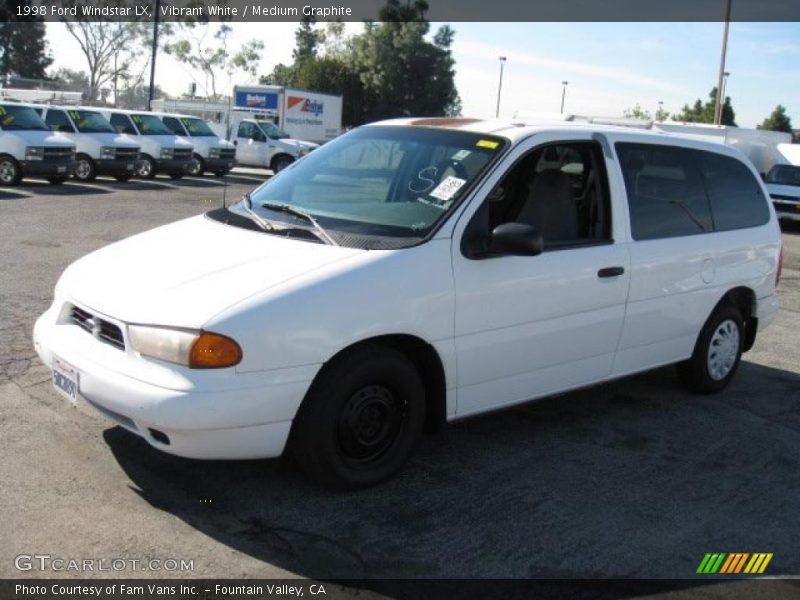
[{"left": 697, "top": 553, "right": 773, "bottom": 574}]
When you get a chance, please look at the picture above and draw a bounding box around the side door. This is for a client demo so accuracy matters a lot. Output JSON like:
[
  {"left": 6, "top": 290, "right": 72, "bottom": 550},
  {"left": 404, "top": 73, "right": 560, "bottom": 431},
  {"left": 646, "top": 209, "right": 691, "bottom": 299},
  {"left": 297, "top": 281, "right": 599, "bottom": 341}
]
[
  {"left": 235, "top": 121, "right": 265, "bottom": 166},
  {"left": 451, "top": 133, "right": 631, "bottom": 417}
]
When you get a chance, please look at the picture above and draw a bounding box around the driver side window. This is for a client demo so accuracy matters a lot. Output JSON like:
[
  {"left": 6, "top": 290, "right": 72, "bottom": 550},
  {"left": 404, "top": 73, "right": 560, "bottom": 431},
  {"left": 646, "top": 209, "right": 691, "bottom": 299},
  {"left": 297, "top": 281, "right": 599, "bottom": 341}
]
[{"left": 487, "top": 141, "right": 611, "bottom": 249}]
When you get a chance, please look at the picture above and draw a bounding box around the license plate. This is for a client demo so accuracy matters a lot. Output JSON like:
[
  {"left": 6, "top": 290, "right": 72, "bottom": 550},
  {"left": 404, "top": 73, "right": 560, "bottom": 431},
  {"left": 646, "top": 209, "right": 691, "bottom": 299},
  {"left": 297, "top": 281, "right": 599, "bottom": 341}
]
[
  {"left": 126, "top": 163, "right": 134, "bottom": 170},
  {"left": 52, "top": 357, "right": 79, "bottom": 404},
  {"left": 57, "top": 166, "right": 66, "bottom": 173}
]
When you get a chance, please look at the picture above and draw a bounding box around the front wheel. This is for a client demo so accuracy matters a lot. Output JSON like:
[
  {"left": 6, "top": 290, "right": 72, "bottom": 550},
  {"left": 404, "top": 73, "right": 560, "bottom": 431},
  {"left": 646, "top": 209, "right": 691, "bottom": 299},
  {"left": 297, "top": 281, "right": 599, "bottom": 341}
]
[
  {"left": 137, "top": 155, "right": 156, "bottom": 179},
  {"left": 677, "top": 304, "right": 744, "bottom": 394},
  {"left": 271, "top": 155, "right": 294, "bottom": 173},
  {"left": 0, "top": 156, "right": 22, "bottom": 186},
  {"left": 290, "top": 345, "right": 426, "bottom": 488},
  {"left": 187, "top": 154, "right": 205, "bottom": 176},
  {"left": 73, "top": 155, "right": 96, "bottom": 182}
]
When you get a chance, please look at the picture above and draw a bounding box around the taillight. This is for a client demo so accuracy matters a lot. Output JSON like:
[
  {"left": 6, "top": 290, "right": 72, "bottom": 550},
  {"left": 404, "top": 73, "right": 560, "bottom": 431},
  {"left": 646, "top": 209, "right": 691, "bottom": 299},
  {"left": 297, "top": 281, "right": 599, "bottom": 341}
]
[{"left": 776, "top": 245, "right": 784, "bottom": 287}]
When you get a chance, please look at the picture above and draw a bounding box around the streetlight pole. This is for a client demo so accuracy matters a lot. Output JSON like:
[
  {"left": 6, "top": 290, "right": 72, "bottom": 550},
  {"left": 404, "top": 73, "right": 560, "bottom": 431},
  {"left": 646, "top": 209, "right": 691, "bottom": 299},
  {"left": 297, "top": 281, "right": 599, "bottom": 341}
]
[
  {"left": 147, "top": 0, "right": 161, "bottom": 111},
  {"left": 495, "top": 56, "right": 506, "bottom": 118},
  {"left": 560, "top": 81, "right": 568, "bottom": 114},
  {"left": 656, "top": 100, "right": 664, "bottom": 121},
  {"left": 713, "top": 0, "right": 732, "bottom": 125},
  {"left": 719, "top": 71, "right": 730, "bottom": 122}
]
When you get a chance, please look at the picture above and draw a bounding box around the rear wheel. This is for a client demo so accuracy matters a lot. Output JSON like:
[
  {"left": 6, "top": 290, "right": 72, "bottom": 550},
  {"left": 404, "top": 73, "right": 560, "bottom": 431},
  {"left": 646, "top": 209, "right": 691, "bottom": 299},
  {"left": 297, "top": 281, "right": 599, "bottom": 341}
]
[
  {"left": 290, "top": 345, "right": 426, "bottom": 488},
  {"left": 187, "top": 154, "right": 205, "bottom": 176},
  {"left": 73, "top": 154, "right": 96, "bottom": 182},
  {"left": 137, "top": 155, "right": 156, "bottom": 179},
  {"left": 677, "top": 304, "right": 744, "bottom": 394},
  {"left": 0, "top": 156, "right": 21, "bottom": 186}
]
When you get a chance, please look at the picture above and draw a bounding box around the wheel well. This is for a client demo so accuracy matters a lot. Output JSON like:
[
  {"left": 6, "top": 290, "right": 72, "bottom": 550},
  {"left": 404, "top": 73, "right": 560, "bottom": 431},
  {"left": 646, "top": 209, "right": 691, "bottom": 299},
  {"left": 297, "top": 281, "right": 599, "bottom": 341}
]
[
  {"left": 270, "top": 153, "right": 294, "bottom": 170},
  {"left": 716, "top": 286, "right": 758, "bottom": 351},
  {"left": 312, "top": 335, "right": 447, "bottom": 433}
]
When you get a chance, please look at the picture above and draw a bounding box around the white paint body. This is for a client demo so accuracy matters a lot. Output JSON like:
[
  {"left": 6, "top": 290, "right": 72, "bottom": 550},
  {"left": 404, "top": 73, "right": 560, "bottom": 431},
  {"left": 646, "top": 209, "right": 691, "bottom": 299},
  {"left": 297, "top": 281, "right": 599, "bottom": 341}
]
[
  {"left": 230, "top": 117, "right": 318, "bottom": 170},
  {"left": 33, "top": 120, "right": 782, "bottom": 460}
]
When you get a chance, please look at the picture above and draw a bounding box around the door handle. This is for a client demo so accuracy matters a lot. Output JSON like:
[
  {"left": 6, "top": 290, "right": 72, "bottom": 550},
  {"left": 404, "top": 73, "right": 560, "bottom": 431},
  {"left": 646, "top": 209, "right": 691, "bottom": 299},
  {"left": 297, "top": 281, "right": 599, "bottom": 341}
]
[{"left": 597, "top": 266, "right": 625, "bottom": 278}]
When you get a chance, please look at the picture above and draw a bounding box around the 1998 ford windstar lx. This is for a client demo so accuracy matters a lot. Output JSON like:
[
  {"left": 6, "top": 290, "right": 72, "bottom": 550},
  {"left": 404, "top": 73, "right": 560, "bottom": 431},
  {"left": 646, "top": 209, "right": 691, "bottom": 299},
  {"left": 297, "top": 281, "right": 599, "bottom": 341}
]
[{"left": 34, "top": 117, "right": 783, "bottom": 487}]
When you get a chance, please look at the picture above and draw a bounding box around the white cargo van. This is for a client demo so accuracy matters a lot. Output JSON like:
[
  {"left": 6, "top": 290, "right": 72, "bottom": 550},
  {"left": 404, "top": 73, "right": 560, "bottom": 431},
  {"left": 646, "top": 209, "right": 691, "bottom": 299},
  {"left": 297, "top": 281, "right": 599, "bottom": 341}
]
[
  {"left": 764, "top": 144, "right": 800, "bottom": 222},
  {"left": 34, "top": 118, "right": 783, "bottom": 488},
  {"left": 153, "top": 112, "right": 236, "bottom": 177},
  {"left": 231, "top": 117, "right": 318, "bottom": 173},
  {"left": 36, "top": 105, "right": 141, "bottom": 182},
  {"left": 99, "top": 109, "right": 193, "bottom": 179},
  {"left": 0, "top": 102, "right": 76, "bottom": 185}
]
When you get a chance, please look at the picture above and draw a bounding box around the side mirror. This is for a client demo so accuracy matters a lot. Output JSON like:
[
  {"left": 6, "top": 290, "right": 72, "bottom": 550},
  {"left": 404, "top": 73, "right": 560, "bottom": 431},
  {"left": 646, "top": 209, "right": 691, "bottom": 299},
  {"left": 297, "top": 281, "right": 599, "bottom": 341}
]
[{"left": 488, "top": 222, "right": 543, "bottom": 256}]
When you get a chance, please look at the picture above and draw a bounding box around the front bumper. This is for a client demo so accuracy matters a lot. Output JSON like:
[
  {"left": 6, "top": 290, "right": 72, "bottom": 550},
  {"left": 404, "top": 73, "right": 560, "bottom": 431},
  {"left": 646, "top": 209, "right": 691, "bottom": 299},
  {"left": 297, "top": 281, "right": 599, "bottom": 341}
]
[
  {"left": 33, "top": 304, "right": 316, "bottom": 460},
  {"left": 95, "top": 158, "right": 141, "bottom": 176},
  {"left": 155, "top": 158, "right": 192, "bottom": 175},
  {"left": 206, "top": 157, "right": 237, "bottom": 172},
  {"left": 20, "top": 159, "right": 76, "bottom": 178}
]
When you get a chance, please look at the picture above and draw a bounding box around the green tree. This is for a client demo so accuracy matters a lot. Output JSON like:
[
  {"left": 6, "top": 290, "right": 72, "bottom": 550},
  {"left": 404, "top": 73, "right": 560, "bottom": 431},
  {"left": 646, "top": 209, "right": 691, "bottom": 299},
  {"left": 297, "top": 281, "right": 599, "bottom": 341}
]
[
  {"left": 623, "top": 104, "right": 652, "bottom": 120},
  {"left": 757, "top": 105, "right": 793, "bottom": 133},
  {"left": 165, "top": 24, "right": 263, "bottom": 100},
  {"left": 0, "top": 1, "right": 52, "bottom": 83},
  {"left": 673, "top": 87, "right": 736, "bottom": 126}
]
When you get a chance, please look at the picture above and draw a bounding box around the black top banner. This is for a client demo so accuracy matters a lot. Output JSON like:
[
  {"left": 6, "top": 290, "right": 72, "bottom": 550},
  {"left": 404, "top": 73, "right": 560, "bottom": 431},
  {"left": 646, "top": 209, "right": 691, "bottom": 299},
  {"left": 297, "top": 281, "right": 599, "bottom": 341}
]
[{"left": 10, "top": 0, "right": 800, "bottom": 22}]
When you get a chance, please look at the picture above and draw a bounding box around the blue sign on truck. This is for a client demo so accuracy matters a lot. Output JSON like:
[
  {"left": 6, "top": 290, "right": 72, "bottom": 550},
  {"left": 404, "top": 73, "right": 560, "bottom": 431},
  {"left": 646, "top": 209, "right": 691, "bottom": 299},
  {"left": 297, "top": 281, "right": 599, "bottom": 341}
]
[{"left": 234, "top": 91, "right": 279, "bottom": 110}]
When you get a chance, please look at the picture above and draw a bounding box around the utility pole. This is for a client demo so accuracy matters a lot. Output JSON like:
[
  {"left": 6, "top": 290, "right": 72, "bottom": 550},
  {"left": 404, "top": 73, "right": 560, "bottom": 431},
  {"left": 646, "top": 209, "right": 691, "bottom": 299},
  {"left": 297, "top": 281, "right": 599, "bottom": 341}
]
[
  {"left": 495, "top": 56, "right": 506, "bottom": 118},
  {"left": 560, "top": 81, "right": 568, "bottom": 114},
  {"left": 147, "top": 0, "right": 161, "bottom": 111},
  {"left": 713, "top": 0, "right": 732, "bottom": 125}
]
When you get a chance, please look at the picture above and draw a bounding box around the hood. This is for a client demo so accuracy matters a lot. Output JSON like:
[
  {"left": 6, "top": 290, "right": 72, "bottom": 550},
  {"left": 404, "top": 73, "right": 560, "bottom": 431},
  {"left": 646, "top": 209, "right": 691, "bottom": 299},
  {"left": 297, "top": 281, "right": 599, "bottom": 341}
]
[
  {"left": 3, "top": 130, "right": 74, "bottom": 147},
  {"left": 59, "top": 214, "right": 363, "bottom": 328},
  {"left": 280, "top": 138, "right": 320, "bottom": 151},
  {"left": 195, "top": 135, "right": 234, "bottom": 149},
  {"left": 765, "top": 182, "right": 800, "bottom": 199},
  {"left": 130, "top": 134, "right": 193, "bottom": 149},
  {"left": 88, "top": 132, "right": 140, "bottom": 149}
]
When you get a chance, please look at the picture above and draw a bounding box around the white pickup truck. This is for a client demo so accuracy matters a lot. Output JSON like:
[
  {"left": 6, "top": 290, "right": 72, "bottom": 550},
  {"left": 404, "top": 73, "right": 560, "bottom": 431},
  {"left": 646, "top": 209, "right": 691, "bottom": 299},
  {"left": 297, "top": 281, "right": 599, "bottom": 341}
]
[{"left": 230, "top": 118, "right": 317, "bottom": 173}]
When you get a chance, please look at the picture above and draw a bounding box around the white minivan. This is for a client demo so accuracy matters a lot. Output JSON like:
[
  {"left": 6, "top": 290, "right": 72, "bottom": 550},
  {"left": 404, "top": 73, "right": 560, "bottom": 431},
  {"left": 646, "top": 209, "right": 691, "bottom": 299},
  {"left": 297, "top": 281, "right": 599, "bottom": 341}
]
[
  {"left": 154, "top": 112, "right": 236, "bottom": 177},
  {"left": 232, "top": 118, "right": 318, "bottom": 173},
  {"left": 99, "top": 109, "right": 193, "bottom": 179},
  {"left": 0, "top": 102, "right": 76, "bottom": 185},
  {"left": 34, "top": 118, "right": 783, "bottom": 488},
  {"left": 37, "top": 105, "right": 141, "bottom": 182}
]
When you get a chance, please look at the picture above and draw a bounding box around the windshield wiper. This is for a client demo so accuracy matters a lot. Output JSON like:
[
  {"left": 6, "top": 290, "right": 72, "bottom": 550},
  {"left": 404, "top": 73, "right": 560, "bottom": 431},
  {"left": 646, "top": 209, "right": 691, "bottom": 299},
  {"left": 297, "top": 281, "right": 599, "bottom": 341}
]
[
  {"left": 261, "top": 202, "right": 338, "bottom": 246},
  {"left": 241, "top": 193, "right": 275, "bottom": 232}
]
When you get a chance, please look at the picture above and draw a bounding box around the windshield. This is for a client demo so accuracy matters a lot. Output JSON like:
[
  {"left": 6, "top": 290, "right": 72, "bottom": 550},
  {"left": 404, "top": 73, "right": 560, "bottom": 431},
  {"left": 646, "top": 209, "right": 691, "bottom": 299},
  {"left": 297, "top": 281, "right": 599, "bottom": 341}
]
[
  {"left": 181, "top": 117, "right": 216, "bottom": 137},
  {"left": 230, "top": 126, "right": 506, "bottom": 249},
  {"left": 259, "top": 122, "right": 290, "bottom": 139},
  {"left": 130, "top": 114, "right": 172, "bottom": 135},
  {"left": 0, "top": 105, "right": 49, "bottom": 131},
  {"left": 69, "top": 110, "right": 115, "bottom": 133},
  {"left": 766, "top": 164, "right": 800, "bottom": 187}
]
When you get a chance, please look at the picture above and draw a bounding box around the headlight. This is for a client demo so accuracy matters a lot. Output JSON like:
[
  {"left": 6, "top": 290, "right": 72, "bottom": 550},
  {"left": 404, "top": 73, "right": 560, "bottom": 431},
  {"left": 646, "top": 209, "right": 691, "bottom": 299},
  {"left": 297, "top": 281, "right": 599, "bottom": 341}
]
[
  {"left": 129, "top": 325, "right": 242, "bottom": 369},
  {"left": 100, "top": 146, "right": 116, "bottom": 159},
  {"left": 160, "top": 147, "right": 174, "bottom": 159},
  {"left": 209, "top": 147, "right": 221, "bottom": 158},
  {"left": 25, "top": 146, "right": 44, "bottom": 160}
]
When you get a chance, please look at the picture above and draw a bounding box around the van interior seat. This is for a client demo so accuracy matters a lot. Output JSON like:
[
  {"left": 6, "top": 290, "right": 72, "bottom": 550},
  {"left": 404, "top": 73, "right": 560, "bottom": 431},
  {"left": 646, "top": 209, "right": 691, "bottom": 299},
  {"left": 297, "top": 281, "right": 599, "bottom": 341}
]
[{"left": 516, "top": 169, "right": 578, "bottom": 242}]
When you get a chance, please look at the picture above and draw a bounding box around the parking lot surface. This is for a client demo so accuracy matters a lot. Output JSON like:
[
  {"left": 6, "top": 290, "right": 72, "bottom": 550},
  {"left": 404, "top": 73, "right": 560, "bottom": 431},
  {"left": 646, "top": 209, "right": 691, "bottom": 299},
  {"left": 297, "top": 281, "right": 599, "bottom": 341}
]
[{"left": 1, "top": 172, "right": 799, "bottom": 589}]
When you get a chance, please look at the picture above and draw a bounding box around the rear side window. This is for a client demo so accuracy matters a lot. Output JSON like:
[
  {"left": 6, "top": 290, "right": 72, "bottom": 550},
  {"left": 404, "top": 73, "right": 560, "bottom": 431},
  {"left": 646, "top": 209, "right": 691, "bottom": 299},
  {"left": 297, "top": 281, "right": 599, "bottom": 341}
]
[
  {"left": 692, "top": 150, "right": 770, "bottom": 230},
  {"left": 110, "top": 114, "right": 137, "bottom": 135},
  {"left": 162, "top": 116, "right": 185, "bottom": 136},
  {"left": 616, "top": 143, "right": 712, "bottom": 240},
  {"left": 45, "top": 109, "right": 74, "bottom": 133}
]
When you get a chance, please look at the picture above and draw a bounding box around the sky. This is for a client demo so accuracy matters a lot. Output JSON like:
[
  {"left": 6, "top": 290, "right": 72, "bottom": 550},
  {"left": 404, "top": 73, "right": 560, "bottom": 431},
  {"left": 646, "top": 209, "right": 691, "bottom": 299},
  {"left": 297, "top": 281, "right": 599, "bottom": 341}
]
[{"left": 44, "top": 21, "right": 800, "bottom": 128}]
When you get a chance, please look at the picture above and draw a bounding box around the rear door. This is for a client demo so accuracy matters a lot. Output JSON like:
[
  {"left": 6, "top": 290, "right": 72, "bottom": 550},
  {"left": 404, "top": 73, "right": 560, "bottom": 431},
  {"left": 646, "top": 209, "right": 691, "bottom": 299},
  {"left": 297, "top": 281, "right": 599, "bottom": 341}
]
[{"left": 451, "top": 132, "right": 630, "bottom": 417}]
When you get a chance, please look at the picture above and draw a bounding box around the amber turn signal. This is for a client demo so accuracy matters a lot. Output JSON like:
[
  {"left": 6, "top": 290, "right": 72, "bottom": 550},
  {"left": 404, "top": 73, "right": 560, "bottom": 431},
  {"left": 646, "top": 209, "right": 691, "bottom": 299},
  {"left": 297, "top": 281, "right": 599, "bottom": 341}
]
[{"left": 189, "top": 332, "right": 242, "bottom": 369}]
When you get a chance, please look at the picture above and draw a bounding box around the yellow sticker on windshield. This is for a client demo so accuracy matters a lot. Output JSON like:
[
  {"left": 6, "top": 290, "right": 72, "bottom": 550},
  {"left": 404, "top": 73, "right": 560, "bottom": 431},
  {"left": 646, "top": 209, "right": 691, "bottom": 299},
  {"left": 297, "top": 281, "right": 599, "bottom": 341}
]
[{"left": 476, "top": 139, "right": 499, "bottom": 149}]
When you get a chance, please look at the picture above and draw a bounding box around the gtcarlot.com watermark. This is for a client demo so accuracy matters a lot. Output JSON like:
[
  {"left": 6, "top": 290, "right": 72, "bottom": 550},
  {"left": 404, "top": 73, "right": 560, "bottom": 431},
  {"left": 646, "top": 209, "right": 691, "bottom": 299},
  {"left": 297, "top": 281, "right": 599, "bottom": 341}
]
[{"left": 15, "top": 554, "right": 194, "bottom": 573}]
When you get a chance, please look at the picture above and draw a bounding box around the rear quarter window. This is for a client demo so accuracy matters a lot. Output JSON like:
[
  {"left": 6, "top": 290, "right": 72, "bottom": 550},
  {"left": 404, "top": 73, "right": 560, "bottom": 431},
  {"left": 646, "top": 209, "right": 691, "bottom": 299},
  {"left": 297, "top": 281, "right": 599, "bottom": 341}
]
[{"left": 692, "top": 150, "right": 770, "bottom": 231}]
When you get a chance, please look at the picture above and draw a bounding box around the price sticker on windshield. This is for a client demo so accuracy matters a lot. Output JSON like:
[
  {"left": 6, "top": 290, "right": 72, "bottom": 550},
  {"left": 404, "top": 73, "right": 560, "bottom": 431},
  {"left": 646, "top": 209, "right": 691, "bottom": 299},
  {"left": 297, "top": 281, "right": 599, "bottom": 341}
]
[{"left": 430, "top": 176, "right": 467, "bottom": 202}]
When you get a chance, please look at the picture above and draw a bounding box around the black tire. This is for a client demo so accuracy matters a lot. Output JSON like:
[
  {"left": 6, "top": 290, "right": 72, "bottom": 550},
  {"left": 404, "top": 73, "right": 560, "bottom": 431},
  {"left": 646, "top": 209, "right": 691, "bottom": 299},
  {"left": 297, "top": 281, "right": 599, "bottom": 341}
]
[
  {"left": 114, "top": 173, "right": 133, "bottom": 182},
  {"left": 0, "top": 155, "right": 22, "bottom": 186},
  {"left": 73, "top": 154, "right": 96, "bottom": 182},
  {"left": 47, "top": 176, "right": 68, "bottom": 185},
  {"left": 290, "top": 344, "right": 426, "bottom": 488},
  {"left": 271, "top": 155, "right": 294, "bottom": 173},
  {"left": 169, "top": 173, "right": 184, "bottom": 180},
  {"left": 677, "top": 304, "right": 744, "bottom": 394},
  {"left": 137, "top": 155, "right": 156, "bottom": 179},
  {"left": 187, "top": 154, "right": 205, "bottom": 176}
]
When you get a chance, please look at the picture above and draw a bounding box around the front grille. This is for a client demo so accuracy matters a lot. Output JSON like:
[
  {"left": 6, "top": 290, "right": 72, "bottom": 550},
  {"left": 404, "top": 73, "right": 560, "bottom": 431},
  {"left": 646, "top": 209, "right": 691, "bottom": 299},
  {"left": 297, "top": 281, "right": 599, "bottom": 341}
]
[
  {"left": 44, "top": 147, "right": 74, "bottom": 160},
  {"left": 114, "top": 147, "right": 139, "bottom": 160},
  {"left": 69, "top": 305, "right": 125, "bottom": 351},
  {"left": 219, "top": 148, "right": 236, "bottom": 159},
  {"left": 172, "top": 148, "right": 192, "bottom": 160}
]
